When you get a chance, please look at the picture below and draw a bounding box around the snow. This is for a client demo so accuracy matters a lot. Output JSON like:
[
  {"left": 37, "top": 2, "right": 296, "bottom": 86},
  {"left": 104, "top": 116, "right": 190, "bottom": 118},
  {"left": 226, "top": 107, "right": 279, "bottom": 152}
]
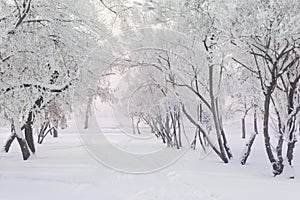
[{"left": 1, "top": 103, "right": 300, "bottom": 200}]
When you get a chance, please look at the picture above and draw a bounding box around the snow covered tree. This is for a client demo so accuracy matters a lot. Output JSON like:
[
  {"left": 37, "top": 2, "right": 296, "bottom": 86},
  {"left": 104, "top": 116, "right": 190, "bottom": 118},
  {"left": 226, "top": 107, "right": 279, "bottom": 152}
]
[
  {"left": 228, "top": 0, "right": 300, "bottom": 175},
  {"left": 0, "top": 0, "right": 111, "bottom": 159},
  {"left": 104, "top": 0, "right": 235, "bottom": 163}
]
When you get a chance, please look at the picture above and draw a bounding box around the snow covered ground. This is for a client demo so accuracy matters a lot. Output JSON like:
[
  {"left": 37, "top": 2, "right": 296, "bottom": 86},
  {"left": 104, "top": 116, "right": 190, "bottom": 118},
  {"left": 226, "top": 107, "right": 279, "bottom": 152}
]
[{"left": 1, "top": 103, "right": 300, "bottom": 200}]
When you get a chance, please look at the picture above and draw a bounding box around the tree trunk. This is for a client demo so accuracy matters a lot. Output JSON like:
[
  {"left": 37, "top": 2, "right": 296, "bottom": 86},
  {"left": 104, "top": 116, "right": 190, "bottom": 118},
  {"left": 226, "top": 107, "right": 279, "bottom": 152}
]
[
  {"left": 209, "top": 65, "right": 228, "bottom": 163},
  {"left": 38, "top": 121, "right": 49, "bottom": 144},
  {"left": 263, "top": 93, "right": 283, "bottom": 175},
  {"left": 177, "top": 113, "right": 182, "bottom": 147},
  {"left": 25, "top": 124, "right": 35, "bottom": 153},
  {"left": 182, "top": 105, "right": 228, "bottom": 163},
  {"left": 53, "top": 127, "right": 58, "bottom": 138},
  {"left": 17, "top": 137, "right": 31, "bottom": 160},
  {"left": 241, "top": 133, "right": 257, "bottom": 165},
  {"left": 241, "top": 109, "right": 258, "bottom": 165},
  {"left": 84, "top": 95, "right": 93, "bottom": 129},
  {"left": 136, "top": 118, "right": 142, "bottom": 135},
  {"left": 276, "top": 134, "right": 284, "bottom": 169},
  {"left": 287, "top": 139, "right": 296, "bottom": 165},
  {"left": 191, "top": 128, "right": 207, "bottom": 152},
  {"left": 3, "top": 134, "right": 16, "bottom": 153},
  {"left": 242, "top": 118, "right": 246, "bottom": 139},
  {"left": 131, "top": 117, "right": 136, "bottom": 134},
  {"left": 286, "top": 86, "right": 298, "bottom": 174},
  {"left": 286, "top": 116, "right": 297, "bottom": 179},
  {"left": 25, "top": 112, "right": 35, "bottom": 153},
  {"left": 220, "top": 128, "right": 233, "bottom": 159},
  {"left": 4, "top": 122, "right": 30, "bottom": 160},
  {"left": 216, "top": 100, "right": 233, "bottom": 159}
]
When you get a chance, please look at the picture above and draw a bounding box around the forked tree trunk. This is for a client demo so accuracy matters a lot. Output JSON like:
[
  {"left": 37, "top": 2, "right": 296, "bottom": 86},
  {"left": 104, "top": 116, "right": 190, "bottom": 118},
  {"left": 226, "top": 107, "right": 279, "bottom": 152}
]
[
  {"left": 216, "top": 100, "right": 233, "bottom": 159},
  {"left": 241, "top": 110, "right": 258, "bottom": 165},
  {"left": 3, "top": 122, "right": 30, "bottom": 160},
  {"left": 191, "top": 104, "right": 206, "bottom": 151},
  {"left": 38, "top": 121, "right": 50, "bottom": 144},
  {"left": 183, "top": 105, "right": 228, "bottom": 163},
  {"left": 220, "top": 128, "right": 233, "bottom": 159},
  {"left": 191, "top": 127, "right": 207, "bottom": 151},
  {"left": 241, "top": 133, "right": 257, "bottom": 165},
  {"left": 209, "top": 64, "right": 228, "bottom": 163},
  {"left": 170, "top": 111, "right": 182, "bottom": 149}
]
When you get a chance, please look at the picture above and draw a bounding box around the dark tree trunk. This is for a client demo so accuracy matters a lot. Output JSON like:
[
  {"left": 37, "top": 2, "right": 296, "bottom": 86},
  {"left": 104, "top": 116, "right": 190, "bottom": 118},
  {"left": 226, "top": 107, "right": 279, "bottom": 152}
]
[
  {"left": 263, "top": 94, "right": 276, "bottom": 163},
  {"left": 17, "top": 137, "right": 31, "bottom": 160},
  {"left": 4, "top": 123, "right": 30, "bottom": 160},
  {"left": 3, "top": 134, "right": 16, "bottom": 153},
  {"left": 286, "top": 134, "right": 297, "bottom": 179},
  {"left": 4, "top": 134, "right": 30, "bottom": 160},
  {"left": 25, "top": 112, "right": 35, "bottom": 153},
  {"left": 286, "top": 116, "right": 297, "bottom": 179},
  {"left": 53, "top": 127, "right": 58, "bottom": 138},
  {"left": 287, "top": 140, "right": 296, "bottom": 166},
  {"left": 286, "top": 85, "right": 298, "bottom": 168},
  {"left": 263, "top": 93, "right": 283, "bottom": 176},
  {"left": 285, "top": 116, "right": 297, "bottom": 179},
  {"left": 241, "top": 109, "right": 258, "bottom": 165},
  {"left": 38, "top": 121, "right": 49, "bottom": 144},
  {"left": 136, "top": 118, "right": 142, "bottom": 135},
  {"left": 276, "top": 134, "right": 284, "bottom": 168},
  {"left": 241, "top": 133, "right": 257, "bottom": 165},
  {"left": 25, "top": 124, "right": 35, "bottom": 153},
  {"left": 242, "top": 118, "right": 246, "bottom": 139},
  {"left": 221, "top": 128, "right": 233, "bottom": 159}
]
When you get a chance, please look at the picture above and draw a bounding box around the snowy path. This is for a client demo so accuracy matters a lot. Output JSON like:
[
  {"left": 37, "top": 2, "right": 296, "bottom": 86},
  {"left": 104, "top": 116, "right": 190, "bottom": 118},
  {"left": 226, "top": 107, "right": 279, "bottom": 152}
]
[{"left": 1, "top": 104, "right": 300, "bottom": 200}]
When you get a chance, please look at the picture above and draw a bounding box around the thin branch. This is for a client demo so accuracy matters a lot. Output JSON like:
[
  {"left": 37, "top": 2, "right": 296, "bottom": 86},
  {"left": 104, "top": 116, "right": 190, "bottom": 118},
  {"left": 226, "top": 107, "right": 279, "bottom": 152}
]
[
  {"left": 168, "top": 80, "right": 212, "bottom": 111},
  {"left": 23, "top": 19, "right": 50, "bottom": 23},
  {"left": 13, "top": 0, "right": 22, "bottom": 19},
  {"left": 232, "top": 57, "right": 258, "bottom": 75},
  {"left": 251, "top": 43, "right": 273, "bottom": 64},
  {"left": 15, "top": 0, "right": 32, "bottom": 28},
  {"left": 99, "top": 0, "right": 117, "bottom": 14}
]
